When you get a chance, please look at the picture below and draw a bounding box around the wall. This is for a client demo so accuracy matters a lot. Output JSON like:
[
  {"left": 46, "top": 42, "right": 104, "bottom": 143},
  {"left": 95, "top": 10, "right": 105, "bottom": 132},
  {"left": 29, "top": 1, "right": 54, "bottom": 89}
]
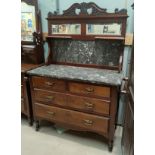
[{"left": 38, "top": 0, "right": 134, "bottom": 124}]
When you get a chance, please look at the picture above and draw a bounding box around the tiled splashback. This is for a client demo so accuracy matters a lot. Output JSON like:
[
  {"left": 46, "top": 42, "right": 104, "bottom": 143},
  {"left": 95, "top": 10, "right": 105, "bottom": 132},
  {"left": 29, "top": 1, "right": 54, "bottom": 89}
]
[{"left": 52, "top": 39, "right": 122, "bottom": 66}]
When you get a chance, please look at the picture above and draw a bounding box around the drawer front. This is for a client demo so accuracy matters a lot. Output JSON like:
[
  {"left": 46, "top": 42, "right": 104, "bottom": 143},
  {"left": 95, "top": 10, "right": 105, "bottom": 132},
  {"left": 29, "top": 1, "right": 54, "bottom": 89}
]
[
  {"left": 35, "top": 103, "right": 109, "bottom": 134},
  {"left": 69, "top": 82, "right": 110, "bottom": 98},
  {"left": 32, "top": 76, "right": 66, "bottom": 92},
  {"left": 67, "top": 94, "right": 110, "bottom": 115},
  {"left": 34, "top": 89, "right": 67, "bottom": 106}
]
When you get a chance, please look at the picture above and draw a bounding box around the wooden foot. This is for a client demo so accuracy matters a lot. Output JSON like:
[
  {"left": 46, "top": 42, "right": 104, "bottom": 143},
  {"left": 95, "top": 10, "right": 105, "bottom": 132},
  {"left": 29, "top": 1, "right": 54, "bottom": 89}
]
[
  {"left": 35, "top": 120, "right": 40, "bottom": 131},
  {"left": 108, "top": 140, "right": 113, "bottom": 152}
]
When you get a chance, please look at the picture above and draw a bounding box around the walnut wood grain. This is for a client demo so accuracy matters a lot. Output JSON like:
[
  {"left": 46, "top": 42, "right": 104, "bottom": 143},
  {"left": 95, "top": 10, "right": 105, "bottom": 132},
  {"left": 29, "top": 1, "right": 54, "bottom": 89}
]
[
  {"left": 29, "top": 75, "right": 119, "bottom": 151},
  {"left": 32, "top": 76, "right": 66, "bottom": 92},
  {"left": 34, "top": 89, "right": 67, "bottom": 106},
  {"left": 35, "top": 103, "right": 109, "bottom": 134},
  {"left": 67, "top": 94, "right": 110, "bottom": 116},
  {"left": 68, "top": 82, "right": 110, "bottom": 98}
]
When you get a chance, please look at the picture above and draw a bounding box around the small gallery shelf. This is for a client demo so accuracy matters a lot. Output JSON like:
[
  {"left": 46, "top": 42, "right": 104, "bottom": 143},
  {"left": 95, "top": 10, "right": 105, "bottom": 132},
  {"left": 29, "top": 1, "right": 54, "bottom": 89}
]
[
  {"left": 95, "top": 36, "right": 125, "bottom": 40},
  {"left": 46, "top": 35, "right": 72, "bottom": 39},
  {"left": 46, "top": 35, "right": 125, "bottom": 41}
]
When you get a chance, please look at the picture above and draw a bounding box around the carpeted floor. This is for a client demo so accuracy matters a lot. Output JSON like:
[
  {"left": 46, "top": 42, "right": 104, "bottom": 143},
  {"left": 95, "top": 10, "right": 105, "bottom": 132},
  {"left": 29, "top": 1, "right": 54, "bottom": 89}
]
[{"left": 21, "top": 117, "right": 122, "bottom": 155}]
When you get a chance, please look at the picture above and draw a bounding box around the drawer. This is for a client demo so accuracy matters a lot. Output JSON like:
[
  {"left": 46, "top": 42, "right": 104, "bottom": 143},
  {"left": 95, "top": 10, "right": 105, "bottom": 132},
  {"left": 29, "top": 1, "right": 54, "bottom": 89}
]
[
  {"left": 67, "top": 94, "right": 110, "bottom": 115},
  {"left": 35, "top": 103, "right": 109, "bottom": 134},
  {"left": 32, "top": 76, "right": 66, "bottom": 92},
  {"left": 69, "top": 82, "right": 110, "bottom": 98},
  {"left": 34, "top": 89, "right": 67, "bottom": 106}
]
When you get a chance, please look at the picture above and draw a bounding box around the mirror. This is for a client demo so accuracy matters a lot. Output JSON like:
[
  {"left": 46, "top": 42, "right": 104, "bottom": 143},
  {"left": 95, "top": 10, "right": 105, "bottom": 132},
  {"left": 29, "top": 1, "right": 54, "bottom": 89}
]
[
  {"left": 86, "top": 23, "right": 122, "bottom": 35},
  {"left": 21, "top": 2, "right": 36, "bottom": 42},
  {"left": 51, "top": 24, "right": 81, "bottom": 35},
  {"left": 87, "top": 8, "right": 92, "bottom": 14}
]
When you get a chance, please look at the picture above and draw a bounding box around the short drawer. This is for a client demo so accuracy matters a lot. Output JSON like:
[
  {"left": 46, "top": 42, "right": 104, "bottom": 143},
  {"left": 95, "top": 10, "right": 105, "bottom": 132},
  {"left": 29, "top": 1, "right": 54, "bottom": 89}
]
[
  {"left": 67, "top": 94, "right": 110, "bottom": 115},
  {"left": 68, "top": 82, "right": 110, "bottom": 98},
  {"left": 35, "top": 103, "right": 109, "bottom": 134},
  {"left": 32, "top": 76, "right": 66, "bottom": 92},
  {"left": 34, "top": 89, "right": 67, "bottom": 106}
]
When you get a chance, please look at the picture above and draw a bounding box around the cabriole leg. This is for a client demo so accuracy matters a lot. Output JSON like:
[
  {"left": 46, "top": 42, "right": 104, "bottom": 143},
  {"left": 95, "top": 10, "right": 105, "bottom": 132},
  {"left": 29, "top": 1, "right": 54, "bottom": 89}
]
[{"left": 108, "top": 140, "right": 113, "bottom": 152}]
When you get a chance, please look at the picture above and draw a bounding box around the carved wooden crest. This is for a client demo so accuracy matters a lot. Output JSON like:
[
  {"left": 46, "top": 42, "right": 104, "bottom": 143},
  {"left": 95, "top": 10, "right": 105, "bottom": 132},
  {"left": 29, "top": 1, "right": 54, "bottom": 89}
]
[
  {"left": 63, "top": 2, "right": 107, "bottom": 16},
  {"left": 48, "top": 2, "right": 127, "bottom": 17}
]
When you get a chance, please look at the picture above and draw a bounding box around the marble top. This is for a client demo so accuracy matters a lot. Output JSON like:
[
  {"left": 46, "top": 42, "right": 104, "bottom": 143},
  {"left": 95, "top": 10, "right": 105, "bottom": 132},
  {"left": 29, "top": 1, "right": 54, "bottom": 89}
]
[{"left": 27, "top": 64, "right": 124, "bottom": 86}]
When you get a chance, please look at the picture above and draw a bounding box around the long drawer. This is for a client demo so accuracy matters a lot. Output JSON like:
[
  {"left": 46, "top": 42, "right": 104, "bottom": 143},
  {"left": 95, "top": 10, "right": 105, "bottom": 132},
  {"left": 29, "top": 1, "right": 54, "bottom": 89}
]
[
  {"left": 35, "top": 103, "right": 109, "bottom": 134},
  {"left": 32, "top": 76, "right": 66, "bottom": 92},
  {"left": 69, "top": 82, "right": 110, "bottom": 98},
  {"left": 34, "top": 89, "right": 110, "bottom": 116}
]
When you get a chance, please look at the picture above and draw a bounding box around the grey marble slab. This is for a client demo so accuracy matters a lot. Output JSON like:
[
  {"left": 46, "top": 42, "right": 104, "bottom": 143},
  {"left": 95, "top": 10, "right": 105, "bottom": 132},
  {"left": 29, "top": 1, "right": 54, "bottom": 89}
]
[
  {"left": 52, "top": 39, "right": 122, "bottom": 66},
  {"left": 27, "top": 64, "right": 123, "bottom": 86}
]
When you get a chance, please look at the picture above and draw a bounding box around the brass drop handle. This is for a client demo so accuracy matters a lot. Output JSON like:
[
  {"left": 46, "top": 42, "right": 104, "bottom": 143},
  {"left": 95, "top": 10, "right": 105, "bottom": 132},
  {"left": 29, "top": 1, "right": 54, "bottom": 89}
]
[
  {"left": 83, "top": 119, "right": 93, "bottom": 126},
  {"left": 45, "top": 96, "right": 54, "bottom": 102},
  {"left": 47, "top": 111, "right": 55, "bottom": 116},
  {"left": 46, "top": 96, "right": 54, "bottom": 100},
  {"left": 84, "top": 102, "right": 94, "bottom": 109},
  {"left": 45, "top": 81, "right": 55, "bottom": 86},
  {"left": 85, "top": 87, "right": 94, "bottom": 93}
]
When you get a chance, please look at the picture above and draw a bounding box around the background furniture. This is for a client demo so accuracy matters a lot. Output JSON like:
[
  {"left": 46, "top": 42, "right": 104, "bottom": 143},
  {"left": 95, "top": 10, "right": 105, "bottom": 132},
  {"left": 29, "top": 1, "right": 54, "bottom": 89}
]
[
  {"left": 28, "top": 2, "right": 128, "bottom": 151},
  {"left": 121, "top": 44, "right": 134, "bottom": 155},
  {"left": 21, "top": 0, "right": 44, "bottom": 125}
]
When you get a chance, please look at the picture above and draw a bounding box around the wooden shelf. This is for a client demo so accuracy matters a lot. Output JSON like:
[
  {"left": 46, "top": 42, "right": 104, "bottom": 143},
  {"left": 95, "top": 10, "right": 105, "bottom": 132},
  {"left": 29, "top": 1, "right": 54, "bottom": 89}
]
[
  {"left": 46, "top": 35, "right": 125, "bottom": 41},
  {"left": 95, "top": 36, "right": 125, "bottom": 40},
  {"left": 46, "top": 35, "right": 72, "bottom": 39}
]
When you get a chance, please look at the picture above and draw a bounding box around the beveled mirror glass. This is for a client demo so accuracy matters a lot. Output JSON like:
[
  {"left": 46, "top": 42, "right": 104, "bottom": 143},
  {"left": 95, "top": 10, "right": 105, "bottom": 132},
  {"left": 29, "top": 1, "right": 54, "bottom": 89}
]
[
  {"left": 51, "top": 24, "right": 81, "bottom": 35},
  {"left": 21, "top": 2, "right": 36, "bottom": 41},
  {"left": 86, "top": 23, "right": 122, "bottom": 35}
]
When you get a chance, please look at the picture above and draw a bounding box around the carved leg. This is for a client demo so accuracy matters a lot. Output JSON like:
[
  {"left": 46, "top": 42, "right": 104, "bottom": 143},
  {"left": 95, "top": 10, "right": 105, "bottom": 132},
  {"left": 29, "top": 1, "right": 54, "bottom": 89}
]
[
  {"left": 35, "top": 120, "right": 40, "bottom": 131},
  {"left": 28, "top": 117, "right": 33, "bottom": 126},
  {"left": 108, "top": 140, "right": 113, "bottom": 152}
]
